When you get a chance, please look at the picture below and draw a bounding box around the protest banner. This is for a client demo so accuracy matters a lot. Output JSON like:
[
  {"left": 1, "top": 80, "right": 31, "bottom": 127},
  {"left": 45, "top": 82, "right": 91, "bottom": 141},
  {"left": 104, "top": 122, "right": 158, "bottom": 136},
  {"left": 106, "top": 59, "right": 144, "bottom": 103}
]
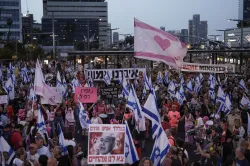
[
  {"left": 175, "top": 63, "right": 235, "bottom": 73},
  {"left": 88, "top": 124, "right": 126, "bottom": 165},
  {"left": 75, "top": 87, "right": 97, "bottom": 103},
  {"left": 100, "top": 87, "right": 118, "bottom": 99},
  {"left": 86, "top": 68, "right": 146, "bottom": 81},
  {"left": 0, "top": 95, "right": 8, "bottom": 104}
]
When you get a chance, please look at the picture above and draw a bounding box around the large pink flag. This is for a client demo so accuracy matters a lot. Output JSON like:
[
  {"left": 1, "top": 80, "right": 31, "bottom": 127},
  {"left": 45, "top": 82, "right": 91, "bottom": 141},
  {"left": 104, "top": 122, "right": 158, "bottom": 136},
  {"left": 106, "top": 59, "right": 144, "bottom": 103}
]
[{"left": 134, "top": 18, "right": 187, "bottom": 68}]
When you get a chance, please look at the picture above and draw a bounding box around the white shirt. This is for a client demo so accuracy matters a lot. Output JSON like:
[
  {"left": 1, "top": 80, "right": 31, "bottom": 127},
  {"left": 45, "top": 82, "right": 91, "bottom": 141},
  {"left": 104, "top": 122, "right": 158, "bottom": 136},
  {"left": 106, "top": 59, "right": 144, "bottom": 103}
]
[
  {"left": 196, "top": 117, "right": 204, "bottom": 127},
  {"left": 37, "top": 146, "right": 52, "bottom": 158},
  {"left": 64, "top": 139, "right": 76, "bottom": 147},
  {"left": 13, "top": 158, "right": 23, "bottom": 166},
  {"left": 26, "top": 152, "right": 40, "bottom": 163},
  {"left": 46, "top": 110, "right": 55, "bottom": 121}
]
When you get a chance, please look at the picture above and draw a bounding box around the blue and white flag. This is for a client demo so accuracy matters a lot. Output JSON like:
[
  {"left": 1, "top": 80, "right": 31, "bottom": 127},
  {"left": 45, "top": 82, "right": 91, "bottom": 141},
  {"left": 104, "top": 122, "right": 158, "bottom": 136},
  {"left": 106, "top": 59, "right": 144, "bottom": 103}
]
[
  {"left": 176, "top": 91, "right": 185, "bottom": 106},
  {"left": 168, "top": 81, "right": 176, "bottom": 99},
  {"left": 216, "top": 86, "right": 225, "bottom": 104},
  {"left": 199, "top": 73, "right": 204, "bottom": 83},
  {"left": 126, "top": 85, "right": 145, "bottom": 132},
  {"left": 142, "top": 91, "right": 161, "bottom": 139},
  {"left": 186, "top": 80, "right": 193, "bottom": 93},
  {"left": 209, "top": 79, "right": 216, "bottom": 104},
  {"left": 163, "top": 70, "right": 168, "bottom": 84},
  {"left": 70, "top": 78, "right": 81, "bottom": 93},
  {"left": 78, "top": 99, "right": 91, "bottom": 129},
  {"left": 3, "top": 77, "right": 14, "bottom": 100},
  {"left": 29, "top": 88, "right": 36, "bottom": 101},
  {"left": 240, "top": 95, "right": 250, "bottom": 109},
  {"left": 125, "top": 121, "right": 139, "bottom": 164},
  {"left": 57, "top": 123, "right": 68, "bottom": 155},
  {"left": 142, "top": 85, "right": 147, "bottom": 100},
  {"left": 37, "top": 109, "right": 48, "bottom": 139},
  {"left": 0, "top": 136, "right": 15, "bottom": 165},
  {"left": 144, "top": 72, "right": 152, "bottom": 90},
  {"left": 224, "top": 95, "right": 232, "bottom": 115},
  {"left": 62, "top": 76, "right": 68, "bottom": 98},
  {"left": 157, "top": 71, "right": 163, "bottom": 84},
  {"left": 248, "top": 113, "right": 250, "bottom": 135},
  {"left": 57, "top": 71, "right": 66, "bottom": 96},
  {"left": 150, "top": 127, "right": 171, "bottom": 166},
  {"left": 239, "top": 79, "right": 248, "bottom": 93},
  {"left": 104, "top": 71, "right": 112, "bottom": 86}
]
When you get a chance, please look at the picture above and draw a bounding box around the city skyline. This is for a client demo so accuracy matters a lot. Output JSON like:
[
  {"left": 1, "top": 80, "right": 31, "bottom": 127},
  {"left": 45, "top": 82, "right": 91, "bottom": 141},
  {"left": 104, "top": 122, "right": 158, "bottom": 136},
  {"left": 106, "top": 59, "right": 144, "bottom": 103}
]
[{"left": 22, "top": 0, "right": 238, "bottom": 40}]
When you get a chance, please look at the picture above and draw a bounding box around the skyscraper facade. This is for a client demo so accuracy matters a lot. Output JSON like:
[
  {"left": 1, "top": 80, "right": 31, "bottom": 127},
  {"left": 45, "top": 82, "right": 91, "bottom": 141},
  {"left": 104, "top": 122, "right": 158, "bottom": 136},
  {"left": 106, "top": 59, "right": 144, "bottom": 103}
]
[
  {"left": 239, "top": 0, "right": 250, "bottom": 20},
  {"left": 188, "top": 15, "right": 208, "bottom": 45},
  {"left": 180, "top": 29, "right": 188, "bottom": 44},
  {"left": 113, "top": 32, "right": 119, "bottom": 44},
  {"left": 107, "top": 23, "right": 112, "bottom": 45},
  {"left": 0, "top": 0, "right": 22, "bottom": 41},
  {"left": 42, "top": 0, "right": 108, "bottom": 48}
]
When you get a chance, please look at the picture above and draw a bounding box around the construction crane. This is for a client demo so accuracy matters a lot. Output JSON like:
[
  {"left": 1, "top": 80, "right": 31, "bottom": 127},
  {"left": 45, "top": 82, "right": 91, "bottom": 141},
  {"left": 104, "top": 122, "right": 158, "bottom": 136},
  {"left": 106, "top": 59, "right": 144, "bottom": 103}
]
[{"left": 26, "top": 0, "right": 29, "bottom": 14}]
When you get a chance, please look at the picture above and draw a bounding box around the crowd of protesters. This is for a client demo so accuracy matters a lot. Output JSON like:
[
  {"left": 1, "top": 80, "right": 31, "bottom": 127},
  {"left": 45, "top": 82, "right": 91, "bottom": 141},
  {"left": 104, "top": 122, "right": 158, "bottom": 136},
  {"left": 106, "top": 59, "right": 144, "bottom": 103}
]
[{"left": 0, "top": 60, "right": 250, "bottom": 166}]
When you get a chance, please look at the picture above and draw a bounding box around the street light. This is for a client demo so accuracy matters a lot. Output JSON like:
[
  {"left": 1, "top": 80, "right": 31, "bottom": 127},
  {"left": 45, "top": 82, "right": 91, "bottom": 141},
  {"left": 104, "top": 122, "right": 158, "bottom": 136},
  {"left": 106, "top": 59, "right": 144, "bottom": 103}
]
[{"left": 228, "top": 18, "right": 244, "bottom": 72}]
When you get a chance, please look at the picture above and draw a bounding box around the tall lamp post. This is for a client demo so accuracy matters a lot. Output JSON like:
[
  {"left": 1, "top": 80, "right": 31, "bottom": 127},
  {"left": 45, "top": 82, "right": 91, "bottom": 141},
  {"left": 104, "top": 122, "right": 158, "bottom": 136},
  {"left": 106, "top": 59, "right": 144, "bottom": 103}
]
[{"left": 227, "top": 19, "right": 246, "bottom": 72}]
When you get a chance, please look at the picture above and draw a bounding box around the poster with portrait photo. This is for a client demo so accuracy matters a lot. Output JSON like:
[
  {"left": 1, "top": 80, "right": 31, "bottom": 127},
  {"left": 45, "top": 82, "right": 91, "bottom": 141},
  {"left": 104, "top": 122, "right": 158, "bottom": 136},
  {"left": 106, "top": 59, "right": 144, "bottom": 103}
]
[{"left": 88, "top": 124, "right": 126, "bottom": 165}]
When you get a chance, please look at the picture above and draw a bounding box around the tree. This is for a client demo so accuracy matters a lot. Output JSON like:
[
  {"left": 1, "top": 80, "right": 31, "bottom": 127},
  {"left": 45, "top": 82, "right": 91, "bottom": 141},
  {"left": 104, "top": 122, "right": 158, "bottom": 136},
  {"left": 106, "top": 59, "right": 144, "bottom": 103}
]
[
  {"left": 237, "top": 20, "right": 250, "bottom": 28},
  {"left": 125, "top": 35, "right": 134, "bottom": 45},
  {"left": 6, "top": 18, "right": 13, "bottom": 43}
]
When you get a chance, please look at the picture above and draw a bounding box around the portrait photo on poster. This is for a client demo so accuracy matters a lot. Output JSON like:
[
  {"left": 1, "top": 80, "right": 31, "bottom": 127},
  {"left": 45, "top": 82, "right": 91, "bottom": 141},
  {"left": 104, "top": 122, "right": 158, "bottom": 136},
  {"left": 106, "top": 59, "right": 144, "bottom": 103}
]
[{"left": 88, "top": 132, "right": 125, "bottom": 155}]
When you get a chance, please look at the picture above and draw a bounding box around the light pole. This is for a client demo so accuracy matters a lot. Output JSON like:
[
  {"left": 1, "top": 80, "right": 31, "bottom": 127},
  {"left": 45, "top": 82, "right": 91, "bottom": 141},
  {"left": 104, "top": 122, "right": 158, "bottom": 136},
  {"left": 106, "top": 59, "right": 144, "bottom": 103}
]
[{"left": 228, "top": 19, "right": 246, "bottom": 72}]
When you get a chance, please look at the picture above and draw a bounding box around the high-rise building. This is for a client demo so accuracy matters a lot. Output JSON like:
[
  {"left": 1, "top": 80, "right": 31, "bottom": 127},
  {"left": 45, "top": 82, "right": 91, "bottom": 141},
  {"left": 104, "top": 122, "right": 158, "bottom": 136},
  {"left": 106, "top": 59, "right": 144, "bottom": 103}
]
[
  {"left": 188, "top": 20, "right": 193, "bottom": 43},
  {"left": 192, "top": 14, "right": 200, "bottom": 44},
  {"left": 200, "top": 21, "right": 208, "bottom": 41},
  {"left": 160, "top": 26, "right": 165, "bottom": 31},
  {"left": 239, "top": 0, "right": 250, "bottom": 20},
  {"left": 188, "top": 15, "right": 208, "bottom": 45},
  {"left": 107, "top": 23, "right": 112, "bottom": 46},
  {"left": 22, "top": 14, "right": 33, "bottom": 33},
  {"left": 180, "top": 29, "right": 188, "bottom": 44},
  {"left": 113, "top": 32, "right": 119, "bottom": 44},
  {"left": 0, "top": 0, "right": 22, "bottom": 41},
  {"left": 42, "top": 0, "right": 108, "bottom": 49}
]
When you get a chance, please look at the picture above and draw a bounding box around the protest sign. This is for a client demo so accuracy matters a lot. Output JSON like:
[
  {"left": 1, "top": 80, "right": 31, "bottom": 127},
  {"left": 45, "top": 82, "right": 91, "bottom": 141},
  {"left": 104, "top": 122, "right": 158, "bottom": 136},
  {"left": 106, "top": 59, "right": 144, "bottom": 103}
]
[
  {"left": 86, "top": 68, "right": 146, "bottom": 81},
  {"left": 41, "top": 92, "right": 62, "bottom": 105},
  {"left": 88, "top": 124, "right": 126, "bottom": 165},
  {"left": 0, "top": 95, "right": 8, "bottom": 104},
  {"left": 100, "top": 87, "right": 118, "bottom": 99},
  {"left": 75, "top": 87, "right": 97, "bottom": 103},
  {"left": 174, "top": 62, "right": 235, "bottom": 73}
]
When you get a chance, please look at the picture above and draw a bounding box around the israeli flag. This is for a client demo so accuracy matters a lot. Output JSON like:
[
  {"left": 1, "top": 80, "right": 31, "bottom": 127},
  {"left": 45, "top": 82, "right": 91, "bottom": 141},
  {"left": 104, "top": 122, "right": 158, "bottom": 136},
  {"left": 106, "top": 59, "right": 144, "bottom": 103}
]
[
  {"left": 57, "top": 71, "right": 66, "bottom": 96},
  {"left": 0, "top": 136, "right": 15, "bottom": 165},
  {"left": 248, "top": 113, "right": 250, "bottom": 135},
  {"left": 29, "top": 88, "right": 36, "bottom": 101},
  {"left": 168, "top": 81, "right": 176, "bottom": 99},
  {"left": 199, "top": 73, "right": 204, "bottom": 82},
  {"left": 216, "top": 86, "right": 225, "bottom": 104},
  {"left": 157, "top": 71, "right": 163, "bottom": 84},
  {"left": 126, "top": 85, "right": 145, "bottom": 132},
  {"left": 209, "top": 80, "right": 216, "bottom": 104},
  {"left": 57, "top": 123, "right": 68, "bottom": 155},
  {"left": 78, "top": 99, "right": 91, "bottom": 129},
  {"left": 144, "top": 72, "right": 152, "bottom": 90},
  {"left": 150, "top": 127, "right": 171, "bottom": 166},
  {"left": 163, "top": 70, "right": 168, "bottom": 84},
  {"left": 104, "top": 70, "right": 111, "bottom": 86},
  {"left": 87, "top": 77, "right": 94, "bottom": 87},
  {"left": 194, "top": 77, "right": 202, "bottom": 94},
  {"left": 180, "top": 77, "right": 185, "bottom": 87},
  {"left": 62, "top": 76, "right": 68, "bottom": 98},
  {"left": 125, "top": 121, "right": 139, "bottom": 164},
  {"left": 186, "top": 80, "right": 193, "bottom": 93},
  {"left": 70, "top": 78, "right": 81, "bottom": 93},
  {"left": 3, "top": 77, "right": 14, "bottom": 100},
  {"left": 239, "top": 79, "right": 248, "bottom": 93},
  {"left": 240, "top": 95, "right": 250, "bottom": 109},
  {"left": 142, "top": 85, "right": 147, "bottom": 100},
  {"left": 37, "top": 109, "right": 48, "bottom": 140},
  {"left": 142, "top": 91, "right": 161, "bottom": 139},
  {"left": 176, "top": 91, "right": 185, "bottom": 106},
  {"left": 224, "top": 95, "right": 232, "bottom": 115},
  {"left": 217, "top": 102, "right": 225, "bottom": 114}
]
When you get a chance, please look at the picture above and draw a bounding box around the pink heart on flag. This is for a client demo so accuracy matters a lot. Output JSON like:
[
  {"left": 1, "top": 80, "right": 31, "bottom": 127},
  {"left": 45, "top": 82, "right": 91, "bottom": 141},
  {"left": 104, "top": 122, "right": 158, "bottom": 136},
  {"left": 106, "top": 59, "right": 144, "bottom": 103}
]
[{"left": 154, "top": 35, "right": 171, "bottom": 51}]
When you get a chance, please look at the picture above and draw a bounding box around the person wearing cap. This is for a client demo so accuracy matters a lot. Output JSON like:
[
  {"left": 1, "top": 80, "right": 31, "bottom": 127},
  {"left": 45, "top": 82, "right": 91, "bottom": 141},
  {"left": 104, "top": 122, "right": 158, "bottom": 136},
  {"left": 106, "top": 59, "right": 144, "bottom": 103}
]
[
  {"left": 227, "top": 108, "right": 241, "bottom": 133},
  {"left": 35, "top": 136, "right": 52, "bottom": 158}
]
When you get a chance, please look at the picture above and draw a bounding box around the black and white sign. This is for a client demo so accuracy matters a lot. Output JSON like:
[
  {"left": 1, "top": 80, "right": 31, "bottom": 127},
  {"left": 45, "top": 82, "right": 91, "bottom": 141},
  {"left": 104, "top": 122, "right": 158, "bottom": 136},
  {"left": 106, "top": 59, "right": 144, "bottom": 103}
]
[
  {"left": 86, "top": 68, "right": 146, "bottom": 81},
  {"left": 100, "top": 87, "right": 119, "bottom": 99}
]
